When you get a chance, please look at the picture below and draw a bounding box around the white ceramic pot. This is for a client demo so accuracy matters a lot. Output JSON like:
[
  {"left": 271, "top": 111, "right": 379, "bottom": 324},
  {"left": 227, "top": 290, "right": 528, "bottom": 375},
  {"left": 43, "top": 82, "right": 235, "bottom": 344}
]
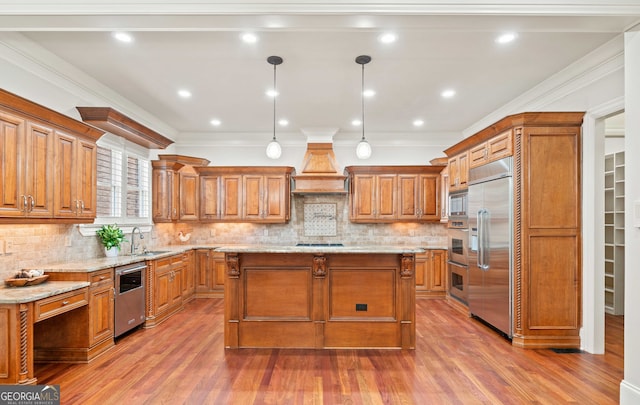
[{"left": 104, "top": 247, "right": 119, "bottom": 257}]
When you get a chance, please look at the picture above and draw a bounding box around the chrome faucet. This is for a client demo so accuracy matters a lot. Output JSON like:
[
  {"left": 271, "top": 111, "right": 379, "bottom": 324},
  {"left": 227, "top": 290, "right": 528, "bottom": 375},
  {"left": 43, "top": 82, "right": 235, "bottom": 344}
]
[{"left": 131, "top": 227, "right": 144, "bottom": 256}]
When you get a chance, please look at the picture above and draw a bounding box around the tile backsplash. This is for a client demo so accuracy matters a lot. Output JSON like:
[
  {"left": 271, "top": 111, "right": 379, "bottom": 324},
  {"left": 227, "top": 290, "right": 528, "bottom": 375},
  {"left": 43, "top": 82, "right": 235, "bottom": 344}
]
[{"left": 0, "top": 194, "right": 446, "bottom": 282}]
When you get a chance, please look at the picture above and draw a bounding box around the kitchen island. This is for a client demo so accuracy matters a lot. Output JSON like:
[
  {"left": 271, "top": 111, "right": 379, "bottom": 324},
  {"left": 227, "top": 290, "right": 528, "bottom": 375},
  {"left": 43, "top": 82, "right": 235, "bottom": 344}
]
[{"left": 216, "top": 245, "right": 421, "bottom": 349}]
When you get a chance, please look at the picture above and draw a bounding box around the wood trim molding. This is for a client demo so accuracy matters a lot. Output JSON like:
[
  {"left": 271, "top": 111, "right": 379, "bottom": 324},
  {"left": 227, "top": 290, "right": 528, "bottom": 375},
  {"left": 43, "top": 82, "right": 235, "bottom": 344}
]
[
  {"left": 0, "top": 88, "right": 104, "bottom": 142},
  {"left": 77, "top": 107, "right": 174, "bottom": 149}
]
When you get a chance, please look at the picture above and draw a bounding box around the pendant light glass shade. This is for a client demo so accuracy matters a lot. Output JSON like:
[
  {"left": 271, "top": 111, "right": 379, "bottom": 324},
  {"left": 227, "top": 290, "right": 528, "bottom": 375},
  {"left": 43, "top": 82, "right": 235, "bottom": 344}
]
[
  {"left": 266, "top": 138, "right": 282, "bottom": 159},
  {"left": 356, "top": 138, "right": 372, "bottom": 159},
  {"left": 355, "top": 55, "right": 372, "bottom": 159},
  {"left": 266, "top": 56, "right": 283, "bottom": 159}
]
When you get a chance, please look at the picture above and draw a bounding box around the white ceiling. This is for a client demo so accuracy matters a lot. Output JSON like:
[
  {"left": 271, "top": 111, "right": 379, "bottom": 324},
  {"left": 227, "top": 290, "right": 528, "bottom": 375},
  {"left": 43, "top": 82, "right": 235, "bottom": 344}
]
[{"left": 2, "top": 2, "right": 640, "bottom": 141}]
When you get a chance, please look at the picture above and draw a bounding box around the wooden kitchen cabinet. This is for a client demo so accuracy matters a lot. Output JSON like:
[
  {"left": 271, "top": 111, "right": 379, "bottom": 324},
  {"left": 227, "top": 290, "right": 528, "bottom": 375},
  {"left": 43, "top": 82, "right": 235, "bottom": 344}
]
[
  {"left": 36, "top": 268, "right": 115, "bottom": 363},
  {"left": 469, "top": 129, "right": 513, "bottom": 168},
  {"left": 180, "top": 250, "right": 196, "bottom": 302},
  {"left": 220, "top": 174, "right": 243, "bottom": 221},
  {"left": 145, "top": 252, "right": 199, "bottom": 328},
  {"left": 243, "top": 173, "right": 291, "bottom": 222},
  {"left": 179, "top": 170, "right": 199, "bottom": 221},
  {"left": 346, "top": 166, "right": 445, "bottom": 223},
  {"left": 349, "top": 172, "right": 396, "bottom": 221},
  {"left": 445, "top": 112, "right": 584, "bottom": 349},
  {"left": 196, "top": 166, "right": 294, "bottom": 223},
  {"left": 0, "top": 89, "right": 103, "bottom": 223},
  {"left": 53, "top": 131, "right": 98, "bottom": 219},
  {"left": 448, "top": 151, "right": 468, "bottom": 192},
  {"left": 195, "top": 249, "right": 225, "bottom": 297},
  {"left": 151, "top": 155, "right": 210, "bottom": 223},
  {"left": 198, "top": 173, "right": 221, "bottom": 220},
  {"left": 415, "top": 249, "right": 447, "bottom": 298},
  {"left": 0, "top": 113, "right": 55, "bottom": 218},
  {"left": 430, "top": 157, "right": 450, "bottom": 223}
]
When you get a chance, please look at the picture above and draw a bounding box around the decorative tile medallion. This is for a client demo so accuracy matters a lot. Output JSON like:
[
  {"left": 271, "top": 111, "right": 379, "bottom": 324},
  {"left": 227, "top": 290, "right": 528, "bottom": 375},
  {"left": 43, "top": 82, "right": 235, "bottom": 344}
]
[{"left": 304, "top": 203, "right": 337, "bottom": 236}]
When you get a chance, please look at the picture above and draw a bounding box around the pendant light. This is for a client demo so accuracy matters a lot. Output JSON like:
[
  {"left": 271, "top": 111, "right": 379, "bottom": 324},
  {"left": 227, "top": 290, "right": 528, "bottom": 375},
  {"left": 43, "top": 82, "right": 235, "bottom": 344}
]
[
  {"left": 355, "top": 55, "right": 372, "bottom": 159},
  {"left": 266, "top": 55, "right": 283, "bottom": 159}
]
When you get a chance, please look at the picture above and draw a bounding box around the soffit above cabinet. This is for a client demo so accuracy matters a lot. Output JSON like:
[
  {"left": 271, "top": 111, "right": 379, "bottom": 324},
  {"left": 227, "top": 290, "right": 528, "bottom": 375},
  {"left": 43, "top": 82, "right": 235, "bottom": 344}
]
[{"left": 77, "top": 106, "right": 174, "bottom": 149}]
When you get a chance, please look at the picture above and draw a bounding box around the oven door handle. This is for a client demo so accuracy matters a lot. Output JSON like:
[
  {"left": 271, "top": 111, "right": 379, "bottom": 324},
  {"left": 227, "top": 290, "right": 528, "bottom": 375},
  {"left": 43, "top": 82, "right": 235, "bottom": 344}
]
[{"left": 117, "top": 265, "right": 147, "bottom": 275}]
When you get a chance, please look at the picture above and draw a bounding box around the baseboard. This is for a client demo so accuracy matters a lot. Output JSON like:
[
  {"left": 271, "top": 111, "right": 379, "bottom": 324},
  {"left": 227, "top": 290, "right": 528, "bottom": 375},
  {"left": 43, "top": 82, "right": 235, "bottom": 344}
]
[{"left": 620, "top": 379, "right": 640, "bottom": 404}]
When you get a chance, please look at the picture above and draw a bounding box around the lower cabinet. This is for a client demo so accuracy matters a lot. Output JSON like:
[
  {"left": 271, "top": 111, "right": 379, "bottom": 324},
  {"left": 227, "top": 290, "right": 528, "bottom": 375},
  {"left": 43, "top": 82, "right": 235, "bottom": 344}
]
[
  {"left": 195, "top": 249, "right": 225, "bottom": 298},
  {"left": 34, "top": 268, "right": 115, "bottom": 363},
  {"left": 181, "top": 250, "right": 196, "bottom": 302},
  {"left": 415, "top": 249, "right": 447, "bottom": 298},
  {"left": 145, "top": 251, "right": 194, "bottom": 328}
]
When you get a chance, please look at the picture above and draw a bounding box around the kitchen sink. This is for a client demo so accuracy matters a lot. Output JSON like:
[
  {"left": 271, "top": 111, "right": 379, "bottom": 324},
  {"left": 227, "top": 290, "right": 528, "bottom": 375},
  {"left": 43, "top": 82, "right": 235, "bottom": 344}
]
[{"left": 140, "top": 250, "right": 171, "bottom": 256}]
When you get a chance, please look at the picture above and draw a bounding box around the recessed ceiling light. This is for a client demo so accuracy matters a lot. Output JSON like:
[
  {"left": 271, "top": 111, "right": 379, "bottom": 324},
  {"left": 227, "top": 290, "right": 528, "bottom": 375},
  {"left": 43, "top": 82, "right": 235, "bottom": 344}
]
[
  {"left": 441, "top": 89, "right": 456, "bottom": 99},
  {"left": 278, "top": 119, "right": 289, "bottom": 126},
  {"left": 241, "top": 33, "right": 258, "bottom": 43},
  {"left": 413, "top": 119, "right": 425, "bottom": 127},
  {"left": 363, "top": 89, "right": 376, "bottom": 98},
  {"left": 352, "top": 119, "right": 362, "bottom": 126},
  {"left": 266, "top": 89, "right": 279, "bottom": 98},
  {"left": 496, "top": 32, "right": 517, "bottom": 44},
  {"left": 112, "top": 32, "right": 133, "bottom": 43},
  {"left": 210, "top": 119, "right": 221, "bottom": 126},
  {"left": 178, "top": 89, "right": 192, "bottom": 99},
  {"left": 379, "top": 32, "right": 397, "bottom": 44}
]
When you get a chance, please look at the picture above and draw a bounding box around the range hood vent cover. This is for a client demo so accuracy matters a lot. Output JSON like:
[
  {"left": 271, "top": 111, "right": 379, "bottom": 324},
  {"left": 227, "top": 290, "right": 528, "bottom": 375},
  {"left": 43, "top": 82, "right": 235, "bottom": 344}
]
[{"left": 292, "top": 142, "right": 347, "bottom": 194}]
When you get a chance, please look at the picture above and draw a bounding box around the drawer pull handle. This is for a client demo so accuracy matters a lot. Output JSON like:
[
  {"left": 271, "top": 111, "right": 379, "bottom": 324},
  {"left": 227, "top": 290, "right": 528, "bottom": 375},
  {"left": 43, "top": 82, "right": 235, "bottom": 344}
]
[
  {"left": 62, "top": 300, "right": 70, "bottom": 305},
  {"left": 99, "top": 276, "right": 106, "bottom": 280}
]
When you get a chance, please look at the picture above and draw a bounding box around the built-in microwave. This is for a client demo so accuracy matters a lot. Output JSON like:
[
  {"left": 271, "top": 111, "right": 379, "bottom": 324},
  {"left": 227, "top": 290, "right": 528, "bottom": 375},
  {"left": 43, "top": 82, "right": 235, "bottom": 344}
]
[{"left": 448, "top": 190, "right": 468, "bottom": 218}]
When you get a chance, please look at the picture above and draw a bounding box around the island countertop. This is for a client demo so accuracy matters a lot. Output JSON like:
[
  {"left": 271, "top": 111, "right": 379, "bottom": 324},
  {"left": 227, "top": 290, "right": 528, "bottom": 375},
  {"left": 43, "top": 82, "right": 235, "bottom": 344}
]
[{"left": 214, "top": 244, "right": 425, "bottom": 254}]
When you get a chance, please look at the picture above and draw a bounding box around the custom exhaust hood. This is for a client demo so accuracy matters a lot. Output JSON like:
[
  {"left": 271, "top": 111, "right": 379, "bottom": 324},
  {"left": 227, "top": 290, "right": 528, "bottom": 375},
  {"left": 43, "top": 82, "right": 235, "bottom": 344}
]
[{"left": 291, "top": 128, "right": 347, "bottom": 194}]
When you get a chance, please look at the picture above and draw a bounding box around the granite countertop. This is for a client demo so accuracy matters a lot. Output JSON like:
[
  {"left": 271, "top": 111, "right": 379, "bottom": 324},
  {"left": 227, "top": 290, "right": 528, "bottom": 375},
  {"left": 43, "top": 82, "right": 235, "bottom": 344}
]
[
  {"left": 26, "top": 245, "right": 194, "bottom": 273},
  {"left": 0, "top": 281, "right": 90, "bottom": 304},
  {"left": 214, "top": 245, "right": 426, "bottom": 254},
  {"left": 20, "top": 244, "right": 441, "bottom": 274}
]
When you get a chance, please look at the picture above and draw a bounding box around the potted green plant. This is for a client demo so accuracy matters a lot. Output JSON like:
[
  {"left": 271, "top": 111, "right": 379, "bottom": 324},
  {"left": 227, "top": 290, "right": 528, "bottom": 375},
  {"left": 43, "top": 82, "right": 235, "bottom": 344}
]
[{"left": 96, "top": 224, "right": 127, "bottom": 257}]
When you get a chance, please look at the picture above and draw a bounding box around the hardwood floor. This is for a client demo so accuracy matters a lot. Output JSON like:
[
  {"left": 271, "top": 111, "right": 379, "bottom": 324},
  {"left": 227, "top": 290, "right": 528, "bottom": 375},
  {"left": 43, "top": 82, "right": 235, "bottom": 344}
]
[{"left": 35, "top": 299, "right": 624, "bottom": 404}]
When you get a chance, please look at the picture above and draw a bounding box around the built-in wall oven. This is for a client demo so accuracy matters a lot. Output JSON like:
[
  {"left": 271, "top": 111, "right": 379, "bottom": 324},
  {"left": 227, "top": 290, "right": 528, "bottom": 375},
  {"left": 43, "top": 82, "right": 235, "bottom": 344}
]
[
  {"left": 447, "top": 191, "right": 469, "bottom": 304},
  {"left": 114, "top": 262, "right": 146, "bottom": 337}
]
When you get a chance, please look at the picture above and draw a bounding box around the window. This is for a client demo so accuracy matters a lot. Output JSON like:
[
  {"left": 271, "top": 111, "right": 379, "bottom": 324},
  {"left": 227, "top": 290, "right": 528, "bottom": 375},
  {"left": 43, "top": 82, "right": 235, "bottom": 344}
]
[{"left": 94, "top": 137, "right": 150, "bottom": 225}]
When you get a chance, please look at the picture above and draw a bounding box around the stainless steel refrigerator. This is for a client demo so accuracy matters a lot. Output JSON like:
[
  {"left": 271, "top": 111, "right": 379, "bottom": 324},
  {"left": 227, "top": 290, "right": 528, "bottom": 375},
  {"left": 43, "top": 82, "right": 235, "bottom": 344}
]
[{"left": 467, "top": 156, "right": 513, "bottom": 337}]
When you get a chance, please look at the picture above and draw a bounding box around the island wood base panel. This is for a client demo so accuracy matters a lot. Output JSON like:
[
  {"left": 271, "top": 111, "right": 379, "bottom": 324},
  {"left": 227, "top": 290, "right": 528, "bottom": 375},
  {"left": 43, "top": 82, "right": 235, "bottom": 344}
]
[{"left": 224, "top": 252, "right": 416, "bottom": 349}]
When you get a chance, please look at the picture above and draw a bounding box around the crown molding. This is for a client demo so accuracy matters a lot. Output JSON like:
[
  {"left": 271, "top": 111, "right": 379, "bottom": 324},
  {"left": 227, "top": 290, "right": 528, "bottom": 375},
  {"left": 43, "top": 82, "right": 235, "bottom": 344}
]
[
  {"left": 1, "top": 1, "right": 640, "bottom": 16},
  {"left": 463, "top": 35, "right": 625, "bottom": 137},
  {"left": 0, "top": 31, "right": 178, "bottom": 139}
]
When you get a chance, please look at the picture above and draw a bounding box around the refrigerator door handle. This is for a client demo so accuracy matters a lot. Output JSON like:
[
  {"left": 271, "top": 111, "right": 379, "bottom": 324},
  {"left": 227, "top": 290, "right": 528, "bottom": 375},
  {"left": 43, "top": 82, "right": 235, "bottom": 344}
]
[
  {"left": 479, "top": 209, "right": 490, "bottom": 271},
  {"left": 476, "top": 209, "right": 483, "bottom": 269}
]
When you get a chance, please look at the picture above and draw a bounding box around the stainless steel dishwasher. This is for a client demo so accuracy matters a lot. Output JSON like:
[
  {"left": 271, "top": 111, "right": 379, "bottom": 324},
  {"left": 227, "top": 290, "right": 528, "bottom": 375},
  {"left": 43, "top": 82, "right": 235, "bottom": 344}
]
[{"left": 114, "top": 262, "right": 146, "bottom": 337}]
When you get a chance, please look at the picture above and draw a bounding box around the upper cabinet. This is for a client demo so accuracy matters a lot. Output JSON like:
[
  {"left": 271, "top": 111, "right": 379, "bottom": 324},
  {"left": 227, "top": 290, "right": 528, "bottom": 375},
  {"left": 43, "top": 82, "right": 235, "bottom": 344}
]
[
  {"left": 345, "top": 165, "right": 445, "bottom": 223},
  {"left": 447, "top": 151, "right": 468, "bottom": 192},
  {"left": 0, "top": 89, "right": 103, "bottom": 223},
  {"left": 53, "top": 131, "right": 98, "bottom": 219},
  {"left": 151, "top": 155, "right": 210, "bottom": 223},
  {"left": 196, "top": 166, "right": 294, "bottom": 223},
  {"left": 469, "top": 129, "right": 513, "bottom": 169}
]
